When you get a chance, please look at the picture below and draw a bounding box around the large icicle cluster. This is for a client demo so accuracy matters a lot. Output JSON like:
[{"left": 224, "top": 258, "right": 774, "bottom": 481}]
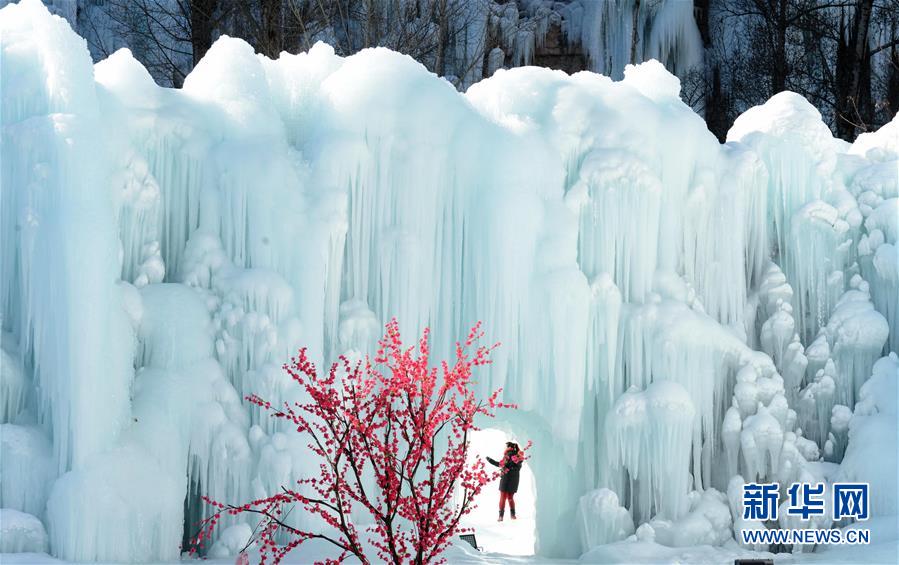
[
  {"left": 1, "top": 1, "right": 897, "bottom": 562},
  {"left": 561, "top": 0, "right": 703, "bottom": 79}
]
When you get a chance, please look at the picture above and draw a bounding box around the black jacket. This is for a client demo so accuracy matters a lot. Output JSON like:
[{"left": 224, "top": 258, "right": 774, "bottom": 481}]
[{"left": 487, "top": 454, "right": 522, "bottom": 493}]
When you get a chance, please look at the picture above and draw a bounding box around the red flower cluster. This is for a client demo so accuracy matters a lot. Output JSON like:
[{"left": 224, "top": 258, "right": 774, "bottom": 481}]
[{"left": 188, "top": 319, "right": 525, "bottom": 565}]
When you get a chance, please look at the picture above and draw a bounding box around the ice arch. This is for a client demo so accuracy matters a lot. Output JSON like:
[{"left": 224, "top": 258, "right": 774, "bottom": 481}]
[
  {"left": 469, "top": 411, "right": 581, "bottom": 557},
  {"left": 1, "top": 1, "right": 896, "bottom": 562},
  {"left": 462, "top": 427, "right": 537, "bottom": 555}
]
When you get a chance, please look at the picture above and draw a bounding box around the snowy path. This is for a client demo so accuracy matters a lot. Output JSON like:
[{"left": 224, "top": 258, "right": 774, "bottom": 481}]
[
  {"left": 462, "top": 515, "right": 538, "bottom": 556},
  {"left": 2, "top": 533, "right": 897, "bottom": 565}
]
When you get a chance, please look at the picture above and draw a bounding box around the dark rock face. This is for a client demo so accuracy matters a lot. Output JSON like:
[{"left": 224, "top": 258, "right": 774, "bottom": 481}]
[{"left": 532, "top": 21, "right": 588, "bottom": 75}]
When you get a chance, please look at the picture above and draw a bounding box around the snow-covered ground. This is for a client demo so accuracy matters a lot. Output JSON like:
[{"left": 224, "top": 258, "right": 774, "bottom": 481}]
[
  {"left": 4, "top": 534, "right": 897, "bottom": 565},
  {"left": 1, "top": 0, "right": 897, "bottom": 563}
]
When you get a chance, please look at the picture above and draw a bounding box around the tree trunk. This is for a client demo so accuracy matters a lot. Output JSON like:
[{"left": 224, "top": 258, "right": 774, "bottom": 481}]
[
  {"left": 260, "top": 0, "right": 283, "bottom": 58},
  {"left": 836, "top": 0, "right": 874, "bottom": 140},
  {"left": 886, "top": 44, "right": 899, "bottom": 124},
  {"left": 365, "top": 0, "right": 379, "bottom": 49},
  {"left": 190, "top": 0, "right": 218, "bottom": 65},
  {"left": 693, "top": 0, "right": 711, "bottom": 47},
  {"left": 772, "top": 0, "right": 788, "bottom": 93},
  {"left": 630, "top": 0, "right": 641, "bottom": 64},
  {"left": 706, "top": 65, "right": 730, "bottom": 141},
  {"left": 434, "top": 0, "right": 449, "bottom": 77}
]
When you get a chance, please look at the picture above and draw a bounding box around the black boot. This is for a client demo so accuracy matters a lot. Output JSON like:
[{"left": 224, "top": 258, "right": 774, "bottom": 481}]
[
  {"left": 498, "top": 510, "right": 504, "bottom": 522},
  {"left": 510, "top": 507, "right": 516, "bottom": 520}
]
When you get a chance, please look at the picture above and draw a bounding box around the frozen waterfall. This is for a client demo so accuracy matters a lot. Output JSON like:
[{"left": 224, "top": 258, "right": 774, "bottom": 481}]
[{"left": 1, "top": 0, "right": 897, "bottom": 562}]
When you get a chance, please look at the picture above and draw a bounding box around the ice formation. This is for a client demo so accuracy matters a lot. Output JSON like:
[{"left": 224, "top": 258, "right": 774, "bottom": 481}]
[
  {"left": 0, "top": 509, "right": 48, "bottom": 553},
  {"left": 1, "top": 0, "right": 897, "bottom": 562},
  {"left": 838, "top": 354, "right": 899, "bottom": 517},
  {"left": 564, "top": 0, "right": 703, "bottom": 79},
  {"left": 576, "top": 488, "right": 635, "bottom": 551}
]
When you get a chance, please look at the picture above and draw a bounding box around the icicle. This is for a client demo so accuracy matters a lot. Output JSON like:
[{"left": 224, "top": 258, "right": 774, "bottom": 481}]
[
  {"left": 0, "top": 338, "right": 28, "bottom": 422},
  {"left": 857, "top": 198, "right": 898, "bottom": 352},
  {"left": 646, "top": 0, "right": 704, "bottom": 77},
  {"left": 797, "top": 361, "right": 837, "bottom": 447},
  {"left": 828, "top": 404, "right": 852, "bottom": 461},
  {"left": 722, "top": 406, "right": 743, "bottom": 479},
  {"left": 728, "top": 92, "right": 840, "bottom": 277},
  {"left": 337, "top": 298, "right": 380, "bottom": 355},
  {"left": 820, "top": 281, "right": 889, "bottom": 408},
  {"left": 604, "top": 381, "right": 695, "bottom": 522},
  {"left": 574, "top": 152, "right": 661, "bottom": 303},
  {"left": 787, "top": 200, "right": 851, "bottom": 341},
  {"left": 575, "top": 0, "right": 702, "bottom": 79},
  {"left": 740, "top": 404, "right": 783, "bottom": 482},
  {"left": 0, "top": 424, "right": 55, "bottom": 518}
]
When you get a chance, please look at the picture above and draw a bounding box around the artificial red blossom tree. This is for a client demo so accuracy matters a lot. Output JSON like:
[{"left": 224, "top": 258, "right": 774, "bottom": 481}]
[{"left": 189, "top": 319, "right": 528, "bottom": 565}]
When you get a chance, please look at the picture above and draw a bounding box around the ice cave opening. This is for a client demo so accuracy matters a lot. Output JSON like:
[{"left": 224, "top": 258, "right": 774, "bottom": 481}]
[{"left": 462, "top": 428, "right": 537, "bottom": 556}]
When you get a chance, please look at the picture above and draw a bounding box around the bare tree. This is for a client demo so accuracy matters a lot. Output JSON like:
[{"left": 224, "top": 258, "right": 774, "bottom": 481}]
[
  {"left": 76, "top": 0, "right": 896, "bottom": 140},
  {"left": 709, "top": 0, "right": 897, "bottom": 139},
  {"left": 282, "top": 0, "right": 491, "bottom": 87},
  {"left": 98, "top": 0, "right": 232, "bottom": 86}
]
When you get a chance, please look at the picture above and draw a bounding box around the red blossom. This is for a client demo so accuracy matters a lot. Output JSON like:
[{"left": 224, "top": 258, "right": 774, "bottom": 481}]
[{"left": 186, "top": 319, "right": 527, "bottom": 565}]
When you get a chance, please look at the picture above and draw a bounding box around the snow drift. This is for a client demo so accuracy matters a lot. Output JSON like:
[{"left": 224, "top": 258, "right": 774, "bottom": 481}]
[{"left": 1, "top": 0, "right": 896, "bottom": 562}]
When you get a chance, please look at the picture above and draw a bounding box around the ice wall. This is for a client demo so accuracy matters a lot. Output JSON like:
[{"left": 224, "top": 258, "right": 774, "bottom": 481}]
[
  {"left": 1, "top": 0, "right": 897, "bottom": 562},
  {"left": 0, "top": 0, "right": 133, "bottom": 476},
  {"left": 564, "top": 0, "right": 703, "bottom": 79}
]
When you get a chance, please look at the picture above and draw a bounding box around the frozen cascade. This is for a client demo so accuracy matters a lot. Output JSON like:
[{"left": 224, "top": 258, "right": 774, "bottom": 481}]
[
  {"left": 755, "top": 262, "right": 809, "bottom": 397},
  {"left": 787, "top": 200, "right": 851, "bottom": 342},
  {"left": 0, "top": 0, "right": 134, "bottom": 474},
  {"left": 817, "top": 281, "right": 889, "bottom": 408},
  {"left": 797, "top": 360, "right": 839, "bottom": 447},
  {"left": 645, "top": 0, "right": 705, "bottom": 78},
  {"left": 45, "top": 283, "right": 254, "bottom": 562},
  {"left": 1, "top": 337, "right": 28, "bottom": 422},
  {"left": 576, "top": 488, "right": 634, "bottom": 551},
  {"left": 570, "top": 0, "right": 703, "bottom": 79},
  {"left": 1, "top": 1, "right": 898, "bottom": 561},
  {"left": 848, "top": 120, "right": 898, "bottom": 356},
  {"left": 0, "top": 423, "right": 55, "bottom": 518},
  {"left": 603, "top": 381, "right": 695, "bottom": 523},
  {"left": 580, "top": 274, "right": 623, "bottom": 488},
  {"left": 827, "top": 403, "right": 852, "bottom": 462},
  {"left": 838, "top": 354, "right": 898, "bottom": 516},
  {"left": 134, "top": 285, "right": 253, "bottom": 513},
  {"left": 856, "top": 204, "right": 899, "bottom": 352},
  {"left": 0, "top": 509, "right": 49, "bottom": 553},
  {"left": 862, "top": 240, "right": 898, "bottom": 351},
  {"left": 573, "top": 151, "right": 662, "bottom": 303},
  {"left": 720, "top": 346, "right": 814, "bottom": 491},
  {"left": 46, "top": 445, "right": 183, "bottom": 562},
  {"left": 609, "top": 288, "right": 776, "bottom": 492},
  {"left": 647, "top": 488, "right": 733, "bottom": 548},
  {"left": 728, "top": 92, "right": 844, "bottom": 337},
  {"left": 470, "top": 60, "right": 757, "bottom": 327},
  {"left": 740, "top": 404, "right": 784, "bottom": 482}
]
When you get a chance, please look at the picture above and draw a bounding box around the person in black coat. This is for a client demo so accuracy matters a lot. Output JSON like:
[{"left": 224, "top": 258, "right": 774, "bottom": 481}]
[{"left": 486, "top": 441, "right": 523, "bottom": 521}]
